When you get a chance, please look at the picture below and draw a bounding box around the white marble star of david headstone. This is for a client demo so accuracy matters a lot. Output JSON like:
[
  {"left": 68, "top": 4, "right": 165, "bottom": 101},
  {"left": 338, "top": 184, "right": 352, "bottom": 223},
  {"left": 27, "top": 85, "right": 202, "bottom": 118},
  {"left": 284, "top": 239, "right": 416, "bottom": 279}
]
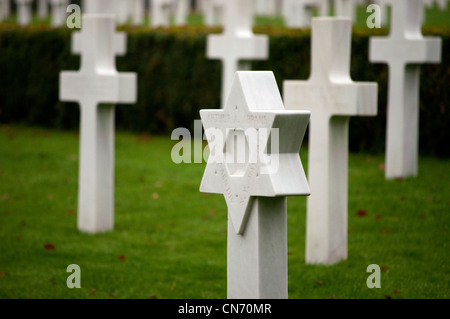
[{"left": 200, "top": 71, "right": 310, "bottom": 235}]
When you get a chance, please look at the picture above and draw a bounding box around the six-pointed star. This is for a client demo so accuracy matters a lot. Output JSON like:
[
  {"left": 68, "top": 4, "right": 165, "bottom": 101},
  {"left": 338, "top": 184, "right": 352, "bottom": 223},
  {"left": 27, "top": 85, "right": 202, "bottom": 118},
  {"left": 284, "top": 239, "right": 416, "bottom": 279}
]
[{"left": 200, "top": 71, "right": 310, "bottom": 234}]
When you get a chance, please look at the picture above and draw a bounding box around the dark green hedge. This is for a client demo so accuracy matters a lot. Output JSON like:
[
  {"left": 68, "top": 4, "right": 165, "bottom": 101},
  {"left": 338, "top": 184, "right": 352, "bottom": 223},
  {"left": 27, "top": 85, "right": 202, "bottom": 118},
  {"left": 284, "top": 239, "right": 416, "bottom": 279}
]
[{"left": 0, "top": 25, "right": 449, "bottom": 157}]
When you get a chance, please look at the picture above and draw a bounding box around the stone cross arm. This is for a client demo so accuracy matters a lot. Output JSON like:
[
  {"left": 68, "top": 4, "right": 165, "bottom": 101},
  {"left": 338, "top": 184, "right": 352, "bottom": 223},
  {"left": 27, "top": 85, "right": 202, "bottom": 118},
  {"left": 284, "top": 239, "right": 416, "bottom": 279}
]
[
  {"left": 60, "top": 71, "right": 137, "bottom": 105},
  {"left": 207, "top": 34, "right": 269, "bottom": 61},
  {"left": 284, "top": 81, "right": 377, "bottom": 118},
  {"left": 370, "top": 37, "right": 442, "bottom": 65}
]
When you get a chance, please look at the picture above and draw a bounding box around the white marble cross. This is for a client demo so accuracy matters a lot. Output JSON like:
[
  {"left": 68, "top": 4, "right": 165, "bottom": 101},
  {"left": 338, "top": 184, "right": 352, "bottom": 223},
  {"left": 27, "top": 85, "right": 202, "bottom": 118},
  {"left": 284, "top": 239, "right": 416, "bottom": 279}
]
[
  {"left": 283, "top": 0, "right": 329, "bottom": 28},
  {"left": 60, "top": 14, "right": 137, "bottom": 233},
  {"left": 174, "top": 0, "right": 190, "bottom": 25},
  {"left": 115, "top": 0, "right": 130, "bottom": 24},
  {"left": 51, "top": 0, "right": 68, "bottom": 27},
  {"left": 15, "top": 0, "right": 32, "bottom": 26},
  {"left": 207, "top": 0, "right": 268, "bottom": 108},
  {"left": 256, "top": 0, "right": 277, "bottom": 16},
  {"left": 421, "top": 0, "right": 447, "bottom": 9},
  {"left": 284, "top": 17, "right": 378, "bottom": 265},
  {"left": 150, "top": 0, "right": 174, "bottom": 27},
  {"left": 0, "top": 0, "right": 11, "bottom": 22},
  {"left": 200, "top": 71, "right": 310, "bottom": 299},
  {"left": 333, "top": 0, "right": 359, "bottom": 21},
  {"left": 38, "top": 0, "right": 49, "bottom": 19},
  {"left": 131, "top": 0, "right": 144, "bottom": 25},
  {"left": 369, "top": 0, "right": 441, "bottom": 179},
  {"left": 373, "top": 0, "right": 388, "bottom": 26},
  {"left": 436, "top": 0, "right": 449, "bottom": 10},
  {"left": 203, "top": 0, "right": 223, "bottom": 26},
  {"left": 85, "top": 0, "right": 115, "bottom": 14}
]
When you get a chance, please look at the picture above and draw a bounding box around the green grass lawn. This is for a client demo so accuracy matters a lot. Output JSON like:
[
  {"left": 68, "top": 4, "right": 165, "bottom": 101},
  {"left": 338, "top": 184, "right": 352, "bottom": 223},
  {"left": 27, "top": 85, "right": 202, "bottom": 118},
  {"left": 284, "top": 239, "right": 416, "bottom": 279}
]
[{"left": 0, "top": 125, "right": 448, "bottom": 299}]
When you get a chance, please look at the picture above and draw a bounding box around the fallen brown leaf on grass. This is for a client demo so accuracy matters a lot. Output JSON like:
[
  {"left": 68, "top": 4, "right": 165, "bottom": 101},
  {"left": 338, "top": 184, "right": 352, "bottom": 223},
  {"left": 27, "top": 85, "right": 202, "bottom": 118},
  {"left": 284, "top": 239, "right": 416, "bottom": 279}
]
[
  {"left": 44, "top": 243, "right": 55, "bottom": 250},
  {"left": 356, "top": 209, "right": 368, "bottom": 217}
]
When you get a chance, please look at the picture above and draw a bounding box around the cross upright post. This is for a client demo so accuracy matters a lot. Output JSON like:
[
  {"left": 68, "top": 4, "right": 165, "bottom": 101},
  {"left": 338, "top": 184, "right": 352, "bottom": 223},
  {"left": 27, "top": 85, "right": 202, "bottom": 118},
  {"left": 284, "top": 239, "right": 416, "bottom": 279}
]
[
  {"left": 85, "top": 0, "right": 115, "bottom": 14},
  {"left": 0, "top": 0, "right": 11, "bottom": 22},
  {"left": 38, "top": 0, "right": 49, "bottom": 19},
  {"left": 150, "top": 0, "right": 173, "bottom": 27},
  {"left": 16, "top": 0, "right": 32, "bottom": 26},
  {"left": 51, "top": 0, "right": 69, "bottom": 27},
  {"left": 284, "top": 17, "right": 378, "bottom": 265}
]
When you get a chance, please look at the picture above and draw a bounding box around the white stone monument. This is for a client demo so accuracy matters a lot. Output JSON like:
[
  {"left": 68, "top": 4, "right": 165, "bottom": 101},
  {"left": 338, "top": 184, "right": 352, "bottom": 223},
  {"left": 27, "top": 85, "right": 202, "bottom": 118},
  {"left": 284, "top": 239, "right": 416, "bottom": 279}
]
[
  {"left": 60, "top": 14, "right": 137, "bottom": 233},
  {"left": 203, "top": 0, "right": 223, "bottom": 26},
  {"left": 0, "top": 0, "right": 11, "bottom": 23},
  {"left": 373, "top": 0, "right": 388, "bottom": 26},
  {"left": 174, "top": 0, "right": 190, "bottom": 25},
  {"left": 369, "top": 0, "right": 441, "bottom": 179},
  {"left": 115, "top": 0, "right": 128, "bottom": 24},
  {"left": 284, "top": 17, "right": 378, "bottom": 265},
  {"left": 150, "top": 0, "right": 174, "bottom": 27},
  {"left": 115, "top": 0, "right": 139, "bottom": 25},
  {"left": 51, "top": 0, "right": 68, "bottom": 27},
  {"left": 200, "top": 71, "right": 310, "bottom": 299},
  {"left": 256, "top": 0, "right": 277, "bottom": 16},
  {"left": 436, "top": 0, "right": 449, "bottom": 10},
  {"left": 131, "top": 0, "right": 144, "bottom": 25},
  {"left": 333, "top": 0, "right": 359, "bottom": 21},
  {"left": 85, "top": 0, "right": 115, "bottom": 14},
  {"left": 207, "top": 0, "right": 268, "bottom": 108},
  {"left": 283, "top": 0, "right": 329, "bottom": 28},
  {"left": 38, "top": 0, "right": 49, "bottom": 19},
  {"left": 15, "top": 0, "right": 32, "bottom": 26}
]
